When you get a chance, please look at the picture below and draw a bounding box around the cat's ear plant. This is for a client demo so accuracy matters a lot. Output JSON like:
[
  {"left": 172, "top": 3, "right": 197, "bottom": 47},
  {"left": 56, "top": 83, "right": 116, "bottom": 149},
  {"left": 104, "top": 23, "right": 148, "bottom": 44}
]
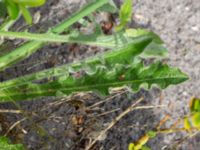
[
  {"left": 0, "top": 0, "right": 189, "bottom": 149},
  {"left": 0, "top": 0, "right": 188, "bottom": 102}
]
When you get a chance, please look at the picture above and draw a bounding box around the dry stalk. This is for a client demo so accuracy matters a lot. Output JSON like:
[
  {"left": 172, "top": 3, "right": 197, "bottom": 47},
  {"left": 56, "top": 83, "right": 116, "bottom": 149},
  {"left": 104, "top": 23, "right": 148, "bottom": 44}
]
[
  {"left": 88, "top": 90, "right": 128, "bottom": 109},
  {"left": 0, "top": 109, "right": 22, "bottom": 114},
  {"left": 85, "top": 97, "right": 144, "bottom": 150},
  {"left": 4, "top": 118, "right": 27, "bottom": 136}
]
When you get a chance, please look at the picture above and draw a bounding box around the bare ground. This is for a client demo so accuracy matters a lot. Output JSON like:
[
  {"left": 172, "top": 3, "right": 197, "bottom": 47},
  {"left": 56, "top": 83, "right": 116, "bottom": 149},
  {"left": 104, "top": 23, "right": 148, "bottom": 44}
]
[{"left": 0, "top": 0, "right": 200, "bottom": 150}]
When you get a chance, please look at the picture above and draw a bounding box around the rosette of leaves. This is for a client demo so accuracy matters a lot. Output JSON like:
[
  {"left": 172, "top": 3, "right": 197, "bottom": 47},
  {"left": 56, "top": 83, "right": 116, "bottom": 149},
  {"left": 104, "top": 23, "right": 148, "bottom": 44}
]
[
  {"left": 0, "top": 35, "right": 188, "bottom": 101},
  {"left": 0, "top": 0, "right": 188, "bottom": 102}
]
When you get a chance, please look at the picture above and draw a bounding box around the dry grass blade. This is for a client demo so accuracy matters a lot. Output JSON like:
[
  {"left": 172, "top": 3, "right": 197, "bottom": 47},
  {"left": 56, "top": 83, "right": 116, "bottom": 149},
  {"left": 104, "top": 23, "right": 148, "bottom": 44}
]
[
  {"left": 88, "top": 90, "right": 128, "bottom": 109},
  {"left": 0, "top": 109, "right": 22, "bottom": 114},
  {"left": 95, "top": 108, "right": 121, "bottom": 117},
  {"left": 4, "top": 118, "right": 27, "bottom": 136},
  {"left": 85, "top": 97, "right": 144, "bottom": 150}
]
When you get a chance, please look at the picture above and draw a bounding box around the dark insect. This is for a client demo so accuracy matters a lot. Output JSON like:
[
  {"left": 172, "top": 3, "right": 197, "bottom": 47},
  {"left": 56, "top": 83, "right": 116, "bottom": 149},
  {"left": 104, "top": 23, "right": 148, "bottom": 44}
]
[
  {"left": 101, "top": 21, "right": 113, "bottom": 34},
  {"left": 101, "top": 13, "right": 115, "bottom": 34}
]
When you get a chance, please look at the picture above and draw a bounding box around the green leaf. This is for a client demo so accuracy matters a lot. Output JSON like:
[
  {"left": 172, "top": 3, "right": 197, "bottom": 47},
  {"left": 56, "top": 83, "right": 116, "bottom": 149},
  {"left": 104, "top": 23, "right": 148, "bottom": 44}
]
[
  {"left": 128, "top": 143, "right": 135, "bottom": 150},
  {"left": 125, "top": 28, "right": 167, "bottom": 58},
  {"left": 0, "top": 35, "right": 152, "bottom": 93},
  {"left": 0, "top": 19, "right": 16, "bottom": 31},
  {"left": 190, "top": 97, "right": 200, "bottom": 113},
  {"left": 0, "top": 1, "right": 7, "bottom": 18},
  {"left": 98, "top": 0, "right": 118, "bottom": 13},
  {"left": 147, "top": 131, "right": 157, "bottom": 138},
  {"left": 141, "top": 146, "right": 151, "bottom": 150},
  {"left": 0, "top": 28, "right": 167, "bottom": 59},
  {"left": 19, "top": 4, "right": 32, "bottom": 24},
  {"left": 0, "top": 136, "right": 24, "bottom": 150},
  {"left": 12, "top": 0, "right": 46, "bottom": 7},
  {"left": 116, "top": 0, "right": 132, "bottom": 31},
  {"left": 125, "top": 28, "right": 163, "bottom": 44},
  {"left": 5, "top": 0, "right": 20, "bottom": 20},
  {"left": 140, "top": 42, "right": 168, "bottom": 59},
  {"left": 0, "top": 0, "right": 109, "bottom": 71},
  {"left": 184, "top": 117, "right": 192, "bottom": 130},
  {"left": 0, "top": 60, "right": 188, "bottom": 101},
  {"left": 192, "top": 112, "right": 200, "bottom": 128}
]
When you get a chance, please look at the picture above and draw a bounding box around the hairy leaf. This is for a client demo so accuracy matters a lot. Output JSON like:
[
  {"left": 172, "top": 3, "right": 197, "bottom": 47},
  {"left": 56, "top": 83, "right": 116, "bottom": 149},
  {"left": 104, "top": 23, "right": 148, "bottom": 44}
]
[
  {"left": 0, "top": 0, "right": 109, "bottom": 71},
  {"left": 0, "top": 28, "right": 167, "bottom": 58},
  {"left": 98, "top": 0, "right": 117, "bottom": 13},
  {"left": 0, "top": 60, "right": 188, "bottom": 101},
  {"left": 0, "top": 35, "right": 152, "bottom": 92}
]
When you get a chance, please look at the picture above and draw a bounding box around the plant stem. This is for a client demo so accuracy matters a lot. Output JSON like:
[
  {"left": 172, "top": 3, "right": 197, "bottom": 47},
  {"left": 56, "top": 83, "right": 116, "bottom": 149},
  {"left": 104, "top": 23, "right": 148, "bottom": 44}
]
[
  {"left": 0, "top": 0, "right": 109, "bottom": 71},
  {"left": 0, "top": 30, "right": 127, "bottom": 48}
]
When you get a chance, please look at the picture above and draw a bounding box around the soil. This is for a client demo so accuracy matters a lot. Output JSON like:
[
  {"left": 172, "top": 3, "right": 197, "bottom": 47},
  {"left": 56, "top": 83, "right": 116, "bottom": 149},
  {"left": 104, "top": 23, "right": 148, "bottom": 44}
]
[{"left": 0, "top": 0, "right": 200, "bottom": 150}]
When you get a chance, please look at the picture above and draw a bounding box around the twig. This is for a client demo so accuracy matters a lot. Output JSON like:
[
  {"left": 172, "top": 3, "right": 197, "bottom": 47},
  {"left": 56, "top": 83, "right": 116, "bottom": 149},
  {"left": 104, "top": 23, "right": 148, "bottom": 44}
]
[
  {"left": 95, "top": 108, "right": 121, "bottom": 117},
  {"left": 4, "top": 118, "right": 27, "bottom": 136},
  {"left": 0, "top": 109, "right": 22, "bottom": 114},
  {"left": 172, "top": 130, "right": 200, "bottom": 149},
  {"left": 88, "top": 90, "right": 128, "bottom": 108},
  {"left": 133, "top": 105, "right": 166, "bottom": 110},
  {"left": 85, "top": 97, "right": 144, "bottom": 150},
  {"left": 157, "top": 114, "right": 171, "bottom": 130},
  {"left": 40, "top": 96, "right": 71, "bottom": 112}
]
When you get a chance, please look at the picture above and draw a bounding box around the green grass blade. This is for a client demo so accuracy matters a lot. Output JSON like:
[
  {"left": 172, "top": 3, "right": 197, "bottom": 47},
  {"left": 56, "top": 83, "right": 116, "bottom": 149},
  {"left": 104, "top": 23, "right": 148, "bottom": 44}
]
[{"left": 0, "top": 0, "right": 109, "bottom": 71}]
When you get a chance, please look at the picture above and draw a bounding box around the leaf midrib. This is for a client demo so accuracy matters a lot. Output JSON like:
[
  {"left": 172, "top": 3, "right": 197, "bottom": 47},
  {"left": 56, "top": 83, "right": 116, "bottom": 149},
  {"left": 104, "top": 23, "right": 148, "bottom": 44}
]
[{"left": 0, "top": 76, "right": 187, "bottom": 96}]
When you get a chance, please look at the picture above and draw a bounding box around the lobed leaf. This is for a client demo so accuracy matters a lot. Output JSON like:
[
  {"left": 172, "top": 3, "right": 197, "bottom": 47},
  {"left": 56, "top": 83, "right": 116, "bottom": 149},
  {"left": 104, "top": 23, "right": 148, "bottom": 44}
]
[
  {"left": 0, "top": 60, "right": 188, "bottom": 101},
  {"left": 0, "top": 35, "right": 152, "bottom": 92}
]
